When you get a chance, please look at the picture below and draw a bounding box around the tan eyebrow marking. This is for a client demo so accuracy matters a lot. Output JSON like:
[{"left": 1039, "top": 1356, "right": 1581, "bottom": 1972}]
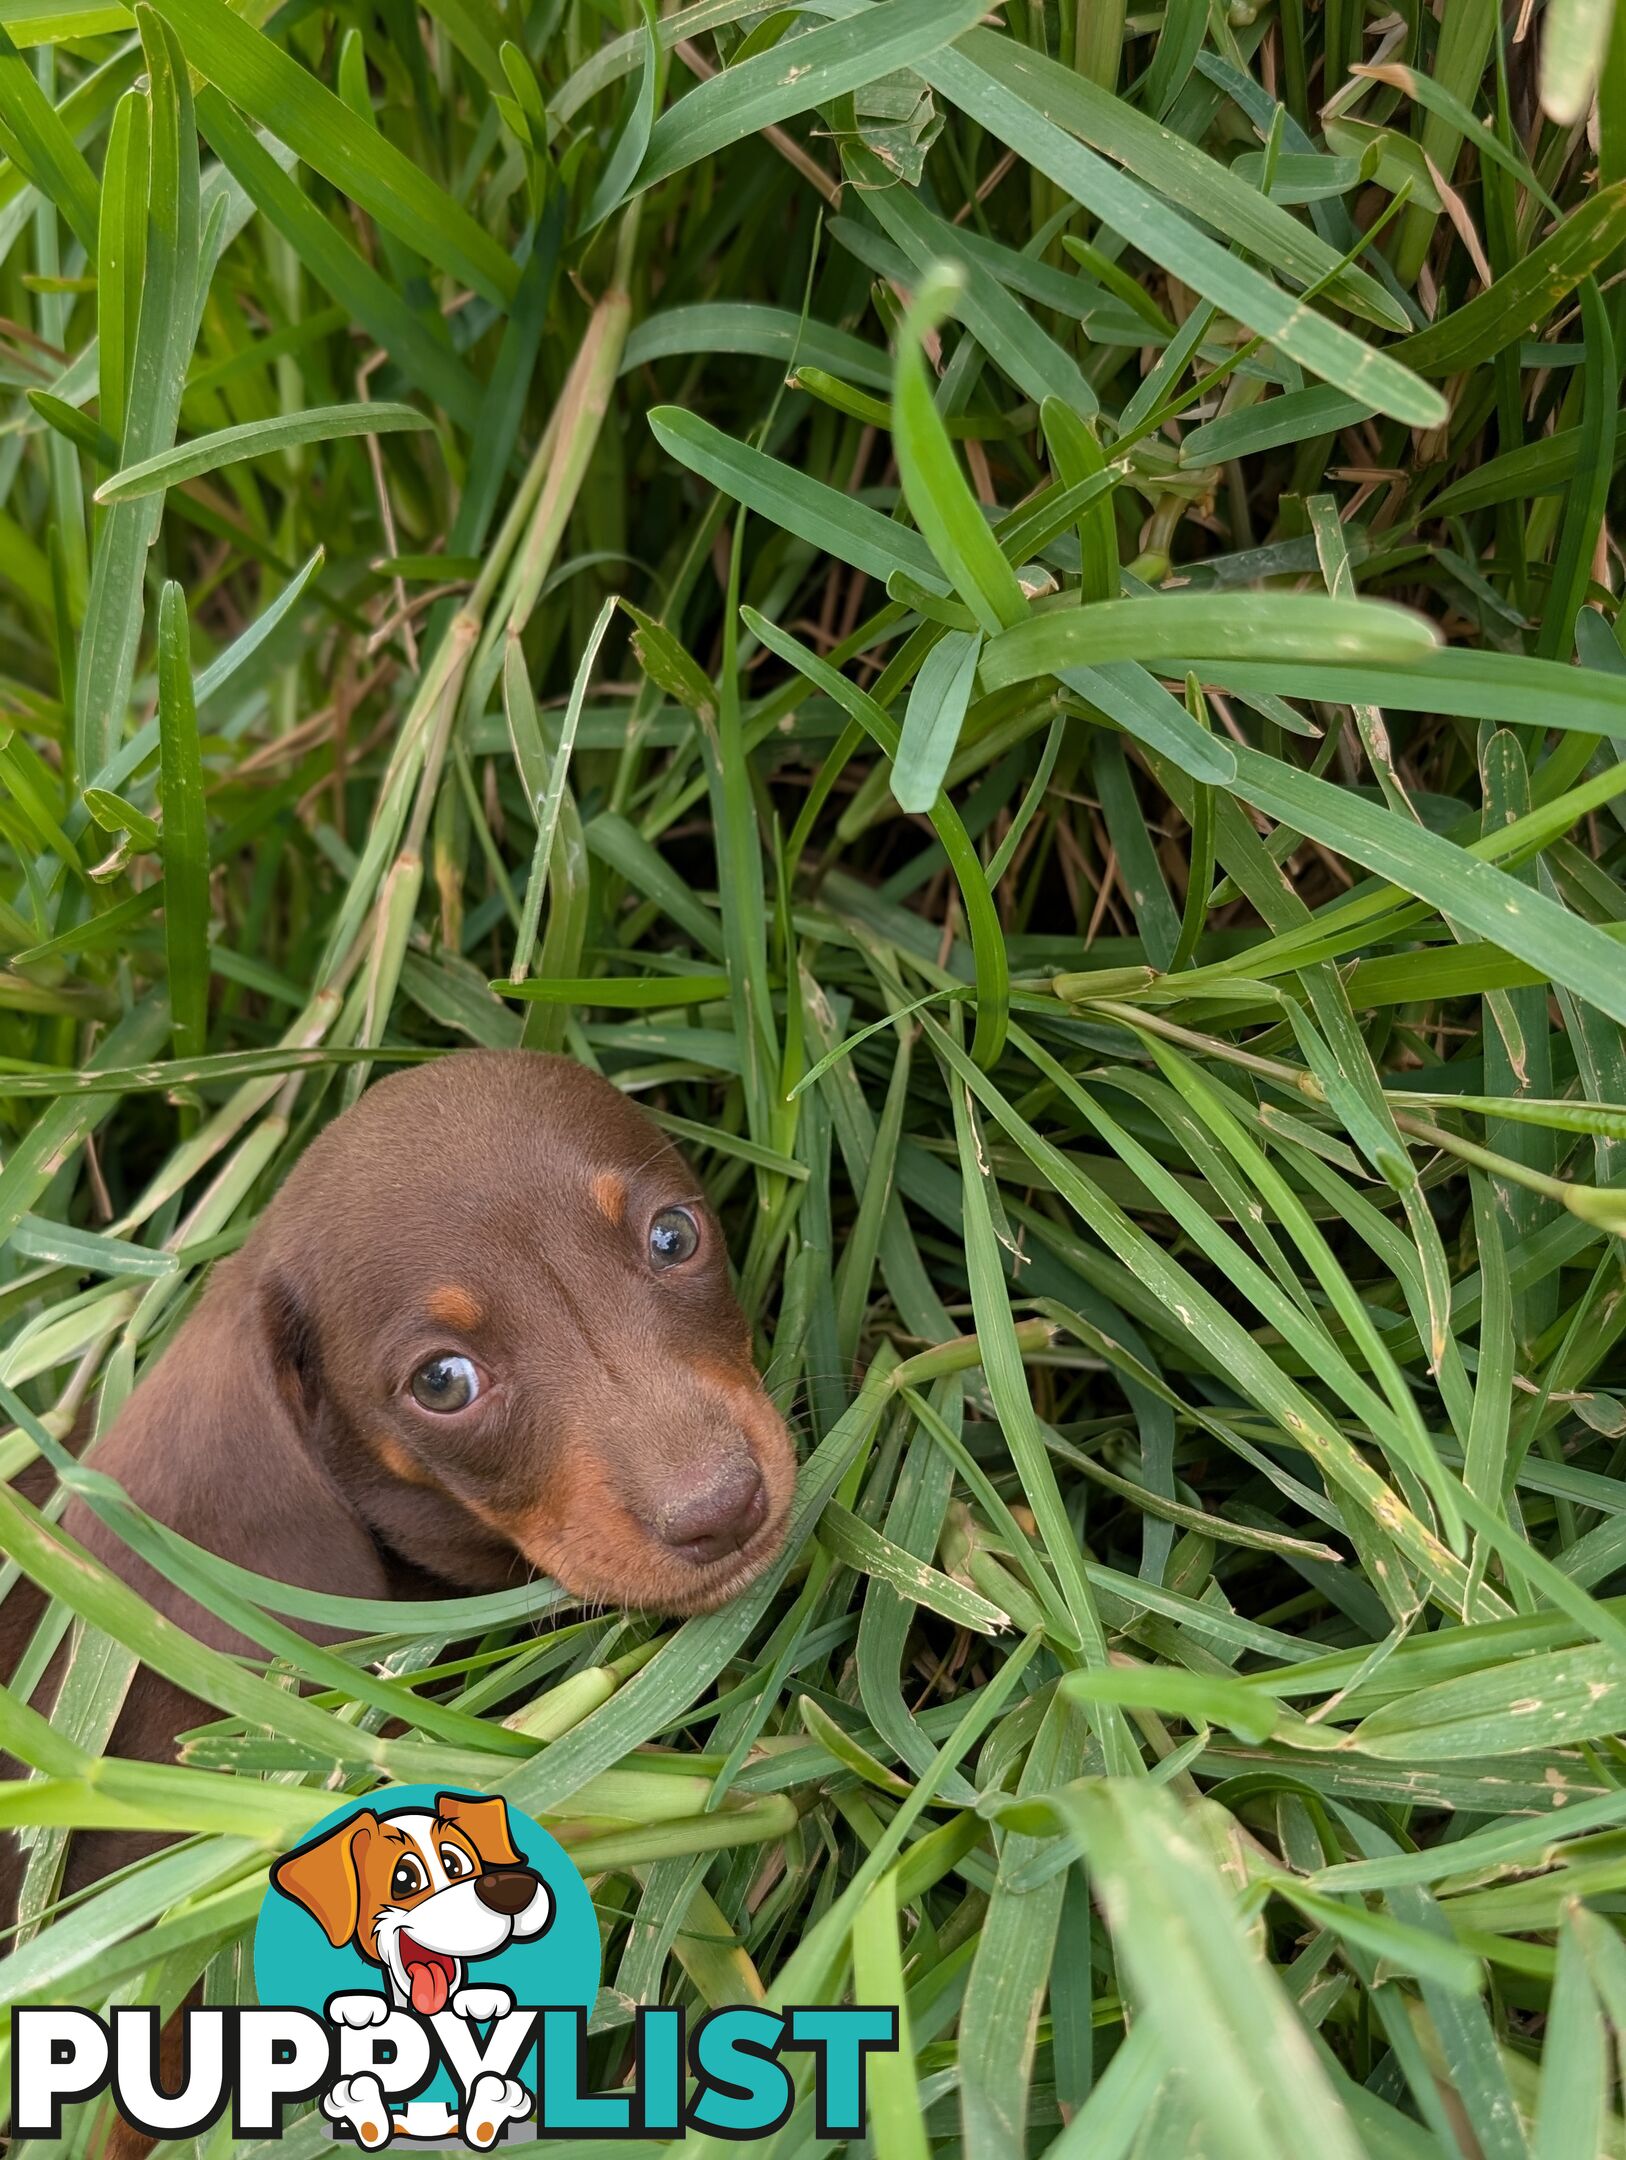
[
  {"left": 591, "top": 1172, "right": 626, "bottom": 1226},
  {"left": 373, "top": 1433, "right": 438, "bottom": 1489},
  {"left": 426, "top": 1285, "right": 482, "bottom": 1331}
]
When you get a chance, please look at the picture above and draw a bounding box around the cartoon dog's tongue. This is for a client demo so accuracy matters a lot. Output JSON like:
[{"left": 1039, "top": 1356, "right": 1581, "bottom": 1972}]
[{"left": 401, "top": 1938, "right": 453, "bottom": 2015}]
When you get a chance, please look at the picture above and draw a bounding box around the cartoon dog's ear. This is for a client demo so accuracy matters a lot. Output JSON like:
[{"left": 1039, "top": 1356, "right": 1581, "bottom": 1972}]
[
  {"left": 272, "top": 1811, "right": 378, "bottom": 1947},
  {"left": 435, "top": 1793, "right": 522, "bottom": 1871}
]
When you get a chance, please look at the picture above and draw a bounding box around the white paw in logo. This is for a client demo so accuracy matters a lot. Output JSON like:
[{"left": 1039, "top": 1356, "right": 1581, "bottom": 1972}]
[
  {"left": 461, "top": 2073, "right": 530, "bottom": 2149},
  {"left": 323, "top": 2072, "right": 393, "bottom": 2148},
  {"left": 449, "top": 1984, "right": 513, "bottom": 2022},
  {"left": 328, "top": 1993, "right": 391, "bottom": 2029}
]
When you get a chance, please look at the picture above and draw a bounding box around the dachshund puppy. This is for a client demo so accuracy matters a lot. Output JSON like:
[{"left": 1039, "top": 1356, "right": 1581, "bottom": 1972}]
[{"left": 1, "top": 1050, "right": 797, "bottom": 1910}]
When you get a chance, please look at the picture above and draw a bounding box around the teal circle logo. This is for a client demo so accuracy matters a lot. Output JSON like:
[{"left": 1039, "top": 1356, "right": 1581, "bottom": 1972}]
[{"left": 253, "top": 1786, "right": 598, "bottom": 2140}]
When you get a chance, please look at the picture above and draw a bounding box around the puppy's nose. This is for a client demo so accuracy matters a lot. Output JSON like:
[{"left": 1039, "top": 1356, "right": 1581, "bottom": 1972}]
[
  {"left": 474, "top": 1868, "right": 541, "bottom": 1914},
  {"left": 657, "top": 1458, "right": 768, "bottom": 1564}
]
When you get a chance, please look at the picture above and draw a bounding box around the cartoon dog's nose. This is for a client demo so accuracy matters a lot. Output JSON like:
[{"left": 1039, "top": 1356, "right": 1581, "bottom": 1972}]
[
  {"left": 474, "top": 1868, "right": 541, "bottom": 1915},
  {"left": 656, "top": 1458, "right": 768, "bottom": 1564}
]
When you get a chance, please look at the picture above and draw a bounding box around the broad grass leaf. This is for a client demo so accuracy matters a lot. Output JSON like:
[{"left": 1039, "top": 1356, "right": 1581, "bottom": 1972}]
[
  {"left": 635, "top": 0, "right": 987, "bottom": 193},
  {"left": 96, "top": 401, "right": 429, "bottom": 503},
  {"left": 1353, "top": 1640, "right": 1626, "bottom": 1759},
  {"left": 894, "top": 628, "right": 981, "bottom": 819},
  {"left": 849, "top": 1870, "right": 929, "bottom": 2160},
  {"left": 1048, "top": 1780, "right": 1366, "bottom": 2160},
  {"left": 1394, "top": 182, "right": 1626, "bottom": 374},
  {"left": 1225, "top": 745, "right": 1626, "bottom": 1030},
  {"left": 1540, "top": 0, "right": 1615, "bottom": 122},
  {"left": 979, "top": 593, "right": 1437, "bottom": 685},
  {"left": 1181, "top": 383, "right": 1376, "bottom": 466},
  {"left": 959, "top": 1691, "right": 1091, "bottom": 2160},
  {"left": 0, "top": 18, "right": 100, "bottom": 256},
  {"left": 579, "top": 0, "right": 660, "bottom": 231},
  {"left": 924, "top": 39, "right": 1443, "bottom": 423},
  {"left": 621, "top": 302, "right": 892, "bottom": 388},
  {"left": 1041, "top": 396, "right": 1118, "bottom": 602},
  {"left": 817, "top": 1498, "right": 1010, "bottom": 1633},
  {"left": 1533, "top": 1912, "right": 1609, "bottom": 2160},
  {"left": 651, "top": 404, "right": 941, "bottom": 588},
  {"left": 891, "top": 267, "right": 1027, "bottom": 637},
  {"left": 949, "top": 29, "right": 1405, "bottom": 330},
  {"left": 146, "top": 0, "right": 518, "bottom": 305},
  {"left": 1061, "top": 1663, "right": 1278, "bottom": 1744}
]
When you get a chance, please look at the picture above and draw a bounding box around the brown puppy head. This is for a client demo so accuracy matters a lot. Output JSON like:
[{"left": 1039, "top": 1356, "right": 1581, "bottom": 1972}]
[{"left": 245, "top": 1051, "right": 796, "bottom": 1613}]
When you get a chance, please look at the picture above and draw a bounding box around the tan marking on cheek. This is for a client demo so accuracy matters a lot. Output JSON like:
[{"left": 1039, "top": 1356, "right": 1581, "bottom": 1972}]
[
  {"left": 512, "top": 1443, "right": 618, "bottom": 1554},
  {"left": 373, "top": 1433, "right": 439, "bottom": 1489},
  {"left": 459, "top": 1486, "right": 515, "bottom": 1537},
  {"left": 508, "top": 1447, "right": 656, "bottom": 1600},
  {"left": 591, "top": 1172, "right": 626, "bottom": 1226},
  {"left": 427, "top": 1285, "right": 483, "bottom": 1331}
]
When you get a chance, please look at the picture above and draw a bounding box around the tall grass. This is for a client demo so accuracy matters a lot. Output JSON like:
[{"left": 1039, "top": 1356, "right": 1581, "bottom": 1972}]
[{"left": 4, "top": 0, "right": 1626, "bottom": 2152}]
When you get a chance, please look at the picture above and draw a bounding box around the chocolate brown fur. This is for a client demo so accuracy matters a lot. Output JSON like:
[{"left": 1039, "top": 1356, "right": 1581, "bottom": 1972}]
[{"left": 1, "top": 1050, "right": 796, "bottom": 1919}]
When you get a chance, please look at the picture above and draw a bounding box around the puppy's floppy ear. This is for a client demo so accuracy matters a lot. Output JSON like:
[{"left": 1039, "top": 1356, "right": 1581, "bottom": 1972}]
[
  {"left": 272, "top": 1810, "right": 377, "bottom": 1947},
  {"left": 435, "top": 1792, "right": 523, "bottom": 1871},
  {"left": 259, "top": 1263, "right": 322, "bottom": 1425}
]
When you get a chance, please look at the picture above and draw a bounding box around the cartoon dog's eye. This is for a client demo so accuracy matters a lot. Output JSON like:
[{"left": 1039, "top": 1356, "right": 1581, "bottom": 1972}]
[
  {"left": 649, "top": 1206, "right": 699, "bottom": 1269},
  {"left": 440, "top": 1844, "right": 472, "bottom": 1879},
  {"left": 410, "top": 1355, "right": 481, "bottom": 1412},
  {"left": 390, "top": 1856, "right": 426, "bottom": 1899}
]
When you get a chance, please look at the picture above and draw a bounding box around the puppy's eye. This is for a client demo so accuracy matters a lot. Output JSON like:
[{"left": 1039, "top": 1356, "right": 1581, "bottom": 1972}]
[
  {"left": 649, "top": 1206, "right": 700, "bottom": 1269},
  {"left": 410, "top": 1355, "right": 481, "bottom": 1413},
  {"left": 390, "top": 1857, "right": 426, "bottom": 1899},
  {"left": 440, "top": 1845, "right": 472, "bottom": 1879}
]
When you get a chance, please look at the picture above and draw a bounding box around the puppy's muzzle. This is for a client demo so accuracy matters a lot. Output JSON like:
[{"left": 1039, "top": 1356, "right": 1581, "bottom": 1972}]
[{"left": 474, "top": 1867, "right": 541, "bottom": 1916}]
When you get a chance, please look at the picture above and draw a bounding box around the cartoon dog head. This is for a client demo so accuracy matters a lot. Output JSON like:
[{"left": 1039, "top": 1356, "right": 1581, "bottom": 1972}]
[{"left": 272, "top": 1793, "right": 553, "bottom": 2015}]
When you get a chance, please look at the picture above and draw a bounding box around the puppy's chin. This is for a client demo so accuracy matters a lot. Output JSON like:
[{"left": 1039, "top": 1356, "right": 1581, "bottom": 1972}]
[{"left": 524, "top": 1503, "right": 791, "bottom": 1616}]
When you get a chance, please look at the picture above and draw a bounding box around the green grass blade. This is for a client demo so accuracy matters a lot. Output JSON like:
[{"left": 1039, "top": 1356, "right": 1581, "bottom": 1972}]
[
  {"left": 146, "top": 0, "right": 518, "bottom": 305},
  {"left": 154, "top": 582, "right": 208, "bottom": 1059},
  {"left": 94, "top": 402, "right": 430, "bottom": 504},
  {"left": 635, "top": 0, "right": 986, "bottom": 193}
]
